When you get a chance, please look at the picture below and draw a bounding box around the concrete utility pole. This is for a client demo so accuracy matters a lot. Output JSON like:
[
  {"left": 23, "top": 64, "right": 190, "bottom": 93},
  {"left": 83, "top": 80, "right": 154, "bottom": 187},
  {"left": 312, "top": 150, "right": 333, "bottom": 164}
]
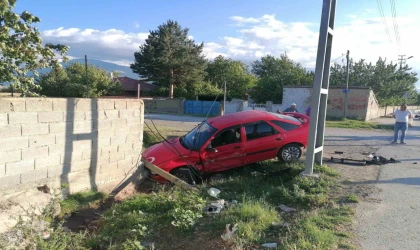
[
  {"left": 398, "top": 55, "right": 405, "bottom": 70},
  {"left": 223, "top": 80, "right": 227, "bottom": 115},
  {"left": 84, "top": 55, "right": 88, "bottom": 86},
  {"left": 303, "top": 0, "right": 337, "bottom": 176},
  {"left": 343, "top": 50, "right": 350, "bottom": 118},
  {"left": 398, "top": 55, "right": 413, "bottom": 70}
]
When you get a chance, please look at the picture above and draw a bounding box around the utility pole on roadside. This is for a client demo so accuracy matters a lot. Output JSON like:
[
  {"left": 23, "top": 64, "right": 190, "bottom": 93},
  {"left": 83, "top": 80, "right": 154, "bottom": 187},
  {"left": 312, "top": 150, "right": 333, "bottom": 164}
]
[
  {"left": 398, "top": 55, "right": 405, "bottom": 70},
  {"left": 223, "top": 80, "right": 226, "bottom": 115},
  {"left": 343, "top": 50, "right": 350, "bottom": 118},
  {"left": 84, "top": 55, "right": 88, "bottom": 86},
  {"left": 303, "top": 0, "right": 336, "bottom": 176}
]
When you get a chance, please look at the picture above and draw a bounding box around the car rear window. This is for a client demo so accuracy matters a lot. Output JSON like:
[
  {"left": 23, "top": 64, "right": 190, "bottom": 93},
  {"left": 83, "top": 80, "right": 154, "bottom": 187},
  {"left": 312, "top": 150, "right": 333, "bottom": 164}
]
[
  {"left": 268, "top": 113, "right": 302, "bottom": 124},
  {"left": 271, "top": 120, "right": 300, "bottom": 131}
]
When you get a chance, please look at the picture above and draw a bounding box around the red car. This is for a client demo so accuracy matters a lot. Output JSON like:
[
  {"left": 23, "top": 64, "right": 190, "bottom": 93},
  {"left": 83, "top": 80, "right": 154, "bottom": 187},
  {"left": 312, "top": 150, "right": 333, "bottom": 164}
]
[{"left": 143, "top": 110, "right": 309, "bottom": 183}]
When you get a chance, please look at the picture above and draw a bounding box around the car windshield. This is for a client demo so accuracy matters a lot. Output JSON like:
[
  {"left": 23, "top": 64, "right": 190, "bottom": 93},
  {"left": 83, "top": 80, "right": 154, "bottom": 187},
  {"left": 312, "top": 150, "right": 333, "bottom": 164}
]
[
  {"left": 180, "top": 121, "right": 217, "bottom": 151},
  {"left": 269, "top": 113, "right": 303, "bottom": 124}
]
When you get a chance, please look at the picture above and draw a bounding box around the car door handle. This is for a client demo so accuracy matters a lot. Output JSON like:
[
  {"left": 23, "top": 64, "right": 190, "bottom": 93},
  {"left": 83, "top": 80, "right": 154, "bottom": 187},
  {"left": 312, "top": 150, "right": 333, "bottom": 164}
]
[
  {"left": 276, "top": 138, "right": 282, "bottom": 141},
  {"left": 233, "top": 146, "right": 241, "bottom": 149}
]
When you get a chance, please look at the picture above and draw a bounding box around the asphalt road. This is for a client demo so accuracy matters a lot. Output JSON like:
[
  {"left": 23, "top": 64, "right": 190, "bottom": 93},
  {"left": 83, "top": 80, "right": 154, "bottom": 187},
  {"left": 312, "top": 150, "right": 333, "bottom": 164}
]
[
  {"left": 354, "top": 118, "right": 420, "bottom": 250},
  {"left": 146, "top": 113, "right": 420, "bottom": 249}
]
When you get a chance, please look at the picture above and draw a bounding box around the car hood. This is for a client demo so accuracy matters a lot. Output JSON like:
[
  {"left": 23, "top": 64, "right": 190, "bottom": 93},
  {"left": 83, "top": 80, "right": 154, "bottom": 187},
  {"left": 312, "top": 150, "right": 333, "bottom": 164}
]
[{"left": 142, "top": 138, "right": 190, "bottom": 166}]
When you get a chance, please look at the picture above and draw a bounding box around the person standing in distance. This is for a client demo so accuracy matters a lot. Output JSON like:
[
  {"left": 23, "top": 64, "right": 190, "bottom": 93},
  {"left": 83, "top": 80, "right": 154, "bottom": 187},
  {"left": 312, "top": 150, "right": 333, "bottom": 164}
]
[
  {"left": 305, "top": 106, "right": 311, "bottom": 117},
  {"left": 283, "top": 103, "right": 299, "bottom": 113},
  {"left": 393, "top": 104, "right": 412, "bottom": 144}
]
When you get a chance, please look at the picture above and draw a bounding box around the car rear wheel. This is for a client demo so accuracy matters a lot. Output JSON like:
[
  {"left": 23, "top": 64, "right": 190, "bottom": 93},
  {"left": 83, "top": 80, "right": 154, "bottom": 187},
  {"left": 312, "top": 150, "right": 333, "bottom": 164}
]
[
  {"left": 171, "top": 168, "right": 199, "bottom": 185},
  {"left": 278, "top": 144, "right": 302, "bottom": 162}
]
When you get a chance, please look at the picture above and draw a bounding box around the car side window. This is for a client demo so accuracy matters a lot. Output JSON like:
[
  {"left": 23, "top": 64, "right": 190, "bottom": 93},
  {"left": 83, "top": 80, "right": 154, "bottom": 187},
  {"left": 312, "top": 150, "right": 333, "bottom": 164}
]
[
  {"left": 245, "top": 121, "right": 278, "bottom": 141},
  {"left": 210, "top": 126, "right": 242, "bottom": 148},
  {"left": 271, "top": 120, "right": 300, "bottom": 131}
]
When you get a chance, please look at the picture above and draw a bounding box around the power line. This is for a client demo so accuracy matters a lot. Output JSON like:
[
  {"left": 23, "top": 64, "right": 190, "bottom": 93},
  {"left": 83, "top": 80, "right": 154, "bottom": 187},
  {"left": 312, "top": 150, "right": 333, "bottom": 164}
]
[
  {"left": 377, "top": 0, "right": 393, "bottom": 44},
  {"left": 331, "top": 54, "right": 345, "bottom": 63},
  {"left": 390, "top": 0, "right": 401, "bottom": 48}
]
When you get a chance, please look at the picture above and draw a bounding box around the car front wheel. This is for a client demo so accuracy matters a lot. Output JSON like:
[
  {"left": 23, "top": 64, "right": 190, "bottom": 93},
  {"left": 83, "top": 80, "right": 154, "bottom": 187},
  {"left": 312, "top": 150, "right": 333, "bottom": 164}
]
[
  {"left": 171, "top": 168, "right": 199, "bottom": 185},
  {"left": 278, "top": 144, "right": 302, "bottom": 162}
]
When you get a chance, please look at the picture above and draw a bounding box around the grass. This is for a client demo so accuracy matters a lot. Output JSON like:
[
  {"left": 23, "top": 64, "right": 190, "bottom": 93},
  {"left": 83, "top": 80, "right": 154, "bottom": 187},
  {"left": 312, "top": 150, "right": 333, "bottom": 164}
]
[
  {"left": 143, "top": 125, "right": 189, "bottom": 148},
  {"left": 2, "top": 122, "right": 358, "bottom": 249},
  {"left": 326, "top": 117, "right": 393, "bottom": 130},
  {"left": 59, "top": 191, "right": 108, "bottom": 218},
  {"left": 82, "top": 161, "right": 354, "bottom": 249},
  {"left": 345, "top": 194, "right": 360, "bottom": 203},
  {"left": 1, "top": 161, "right": 356, "bottom": 250},
  {"left": 86, "top": 187, "right": 206, "bottom": 249}
]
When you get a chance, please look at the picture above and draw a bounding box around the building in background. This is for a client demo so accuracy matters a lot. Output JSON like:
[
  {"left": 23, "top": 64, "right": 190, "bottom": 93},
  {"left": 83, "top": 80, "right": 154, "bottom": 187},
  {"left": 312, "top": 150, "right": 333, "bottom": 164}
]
[{"left": 115, "top": 77, "right": 158, "bottom": 97}]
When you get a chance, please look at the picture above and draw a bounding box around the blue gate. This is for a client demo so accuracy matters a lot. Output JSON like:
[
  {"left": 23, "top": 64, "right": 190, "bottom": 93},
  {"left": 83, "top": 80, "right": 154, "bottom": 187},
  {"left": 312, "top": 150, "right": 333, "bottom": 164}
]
[{"left": 184, "top": 100, "right": 221, "bottom": 116}]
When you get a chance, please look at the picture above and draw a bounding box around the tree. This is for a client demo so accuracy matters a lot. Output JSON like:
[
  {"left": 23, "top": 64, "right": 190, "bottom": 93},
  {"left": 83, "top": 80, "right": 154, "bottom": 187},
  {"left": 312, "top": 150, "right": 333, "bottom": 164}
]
[
  {"left": 0, "top": 0, "right": 69, "bottom": 96},
  {"left": 329, "top": 57, "right": 418, "bottom": 106},
  {"left": 130, "top": 20, "right": 206, "bottom": 98},
  {"left": 205, "top": 55, "right": 257, "bottom": 99},
  {"left": 36, "top": 63, "right": 122, "bottom": 98},
  {"left": 251, "top": 55, "right": 313, "bottom": 103}
]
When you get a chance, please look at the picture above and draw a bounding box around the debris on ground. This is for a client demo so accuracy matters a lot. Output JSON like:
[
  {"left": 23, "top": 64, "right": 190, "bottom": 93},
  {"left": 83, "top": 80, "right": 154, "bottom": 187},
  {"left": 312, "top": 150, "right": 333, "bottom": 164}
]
[
  {"left": 414, "top": 162, "right": 417, "bottom": 165},
  {"left": 204, "top": 200, "right": 224, "bottom": 214},
  {"left": 367, "top": 156, "right": 401, "bottom": 165},
  {"left": 261, "top": 242, "right": 278, "bottom": 248},
  {"left": 207, "top": 187, "right": 220, "bottom": 198},
  {"left": 282, "top": 222, "right": 289, "bottom": 227},
  {"left": 330, "top": 157, "right": 367, "bottom": 165},
  {"left": 278, "top": 204, "right": 297, "bottom": 213},
  {"left": 221, "top": 223, "right": 238, "bottom": 241},
  {"left": 224, "top": 199, "right": 238, "bottom": 208},
  {"left": 334, "top": 151, "right": 344, "bottom": 154},
  {"left": 330, "top": 155, "right": 402, "bottom": 166}
]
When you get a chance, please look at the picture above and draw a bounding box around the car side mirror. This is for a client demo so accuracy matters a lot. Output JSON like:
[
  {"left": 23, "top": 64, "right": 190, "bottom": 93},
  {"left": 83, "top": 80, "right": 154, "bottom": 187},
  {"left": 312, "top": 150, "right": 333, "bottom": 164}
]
[{"left": 206, "top": 147, "right": 218, "bottom": 153}]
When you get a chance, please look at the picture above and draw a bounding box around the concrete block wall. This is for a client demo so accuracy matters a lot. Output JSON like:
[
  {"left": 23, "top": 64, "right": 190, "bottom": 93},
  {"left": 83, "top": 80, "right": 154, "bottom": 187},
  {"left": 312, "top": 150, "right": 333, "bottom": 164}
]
[
  {"left": 224, "top": 100, "right": 246, "bottom": 114},
  {"left": 279, "top": 87, "right": 382, "bottom": 121},
  {"left": 326, "top": 89, "right": 371, "bottom": 120},
  {"left": 0, "top": 97, "right": 144, "bottom": 194}
]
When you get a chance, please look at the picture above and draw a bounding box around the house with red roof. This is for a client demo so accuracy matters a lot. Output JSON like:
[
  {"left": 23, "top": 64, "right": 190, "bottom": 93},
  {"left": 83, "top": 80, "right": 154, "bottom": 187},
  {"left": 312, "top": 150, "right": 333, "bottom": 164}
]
[{"left": 115, "top": 77, "right": 158, "bottom": 97}]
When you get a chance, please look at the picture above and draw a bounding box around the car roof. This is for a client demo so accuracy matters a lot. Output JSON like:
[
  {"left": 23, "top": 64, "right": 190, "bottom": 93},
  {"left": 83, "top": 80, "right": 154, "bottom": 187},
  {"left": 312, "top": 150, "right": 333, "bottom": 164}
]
[{"left": 206, "top": 110, "right": 300, "bottom": 129}]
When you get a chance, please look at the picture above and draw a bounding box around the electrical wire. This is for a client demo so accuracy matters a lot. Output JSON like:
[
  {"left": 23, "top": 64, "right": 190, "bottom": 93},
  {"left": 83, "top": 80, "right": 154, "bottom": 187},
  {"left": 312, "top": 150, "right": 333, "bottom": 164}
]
[
  {"left": 143, "top": 108, "right": 203, "bottom": 184},
  {"left": 390, "top": 0, "right": 401, "bottom": 48},
  {"left": 143, "top": 94, "right": 230, "bottom": 188},
  {"left": 377, "top": 0, "right": 393, "bottom": 44},
  {"left": 331, "top": 54, "right": 345, "bottom": 64},
  {"left": 193, "top": 92, "right": 221, "bottom": 153}
]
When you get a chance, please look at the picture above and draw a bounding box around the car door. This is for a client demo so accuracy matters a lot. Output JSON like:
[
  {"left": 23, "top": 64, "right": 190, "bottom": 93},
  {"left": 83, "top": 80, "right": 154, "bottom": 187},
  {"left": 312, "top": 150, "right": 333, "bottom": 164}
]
[
  {"left": 270, "top": 120, "right": 302, "bottom": 144},
  {"left": 200, "top": 125, "right": 246, "bottom": 172},
  {"left": 243, "top": 121, "right": 282, "bottom": 164}
]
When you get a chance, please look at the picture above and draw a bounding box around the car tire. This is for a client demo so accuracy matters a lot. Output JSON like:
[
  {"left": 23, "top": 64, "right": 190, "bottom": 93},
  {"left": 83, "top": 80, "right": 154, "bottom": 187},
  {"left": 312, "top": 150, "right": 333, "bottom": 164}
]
[
  {"left": 171, "top": 167, "right": 199, "bottom": 185},
  {"left": 278, "top": 144, "right": 302, "bottom": 162}
]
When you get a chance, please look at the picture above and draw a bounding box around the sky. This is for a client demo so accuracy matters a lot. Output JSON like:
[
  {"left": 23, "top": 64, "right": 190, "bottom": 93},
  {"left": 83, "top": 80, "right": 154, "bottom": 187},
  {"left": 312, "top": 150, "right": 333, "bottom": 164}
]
[{"left": 14, "top": 0, "right": 420, "bottom": 88}]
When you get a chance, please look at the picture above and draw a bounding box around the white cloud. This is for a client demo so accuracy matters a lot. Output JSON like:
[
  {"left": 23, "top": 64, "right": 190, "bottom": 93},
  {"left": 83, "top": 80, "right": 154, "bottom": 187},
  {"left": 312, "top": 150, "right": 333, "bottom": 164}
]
[
  {"left": 40, "top": 12, "right": 419, "bottom": 84},
  {"left": 204, "top": 12, "right": 420, "bottom": 75},
  {"left": 133, "top": 22, "right": 140, "bottom": 29},
  {"left": 230, "top": 16, "right": 260, "bottom": 26},
  {"left": 42, "top": 27, "right": 148, "bottom": 64}
]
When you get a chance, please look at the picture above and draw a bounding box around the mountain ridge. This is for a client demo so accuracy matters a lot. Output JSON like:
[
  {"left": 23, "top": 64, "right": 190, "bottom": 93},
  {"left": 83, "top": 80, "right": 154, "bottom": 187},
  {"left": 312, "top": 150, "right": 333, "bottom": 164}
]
[{"left": 1, "top": 59, "right": 139, "bottom": 86}]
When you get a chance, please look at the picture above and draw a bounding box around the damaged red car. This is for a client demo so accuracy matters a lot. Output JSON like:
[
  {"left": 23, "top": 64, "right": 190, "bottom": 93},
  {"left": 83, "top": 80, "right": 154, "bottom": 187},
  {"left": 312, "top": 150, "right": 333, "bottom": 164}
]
[{"left": 143, "top": 110, "right": 309, "bottom": 184}]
